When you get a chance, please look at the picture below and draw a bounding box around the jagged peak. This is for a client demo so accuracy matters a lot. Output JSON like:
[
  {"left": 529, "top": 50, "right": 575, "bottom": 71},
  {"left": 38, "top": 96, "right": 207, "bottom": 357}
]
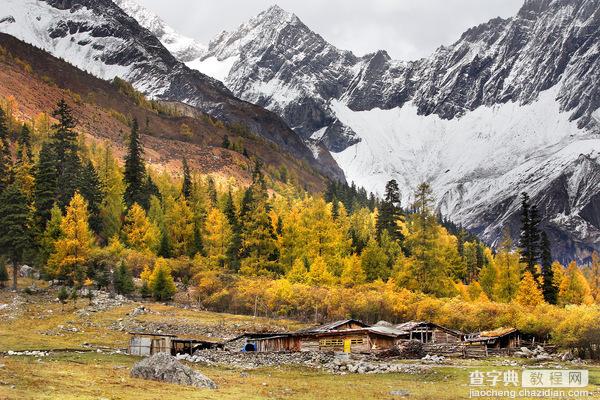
[{"left": 257, "top": 4, "right": 299, "bottom": 24}]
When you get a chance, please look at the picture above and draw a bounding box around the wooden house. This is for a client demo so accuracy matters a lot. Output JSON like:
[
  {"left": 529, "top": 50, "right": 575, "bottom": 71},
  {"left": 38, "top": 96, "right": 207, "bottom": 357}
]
[
  {"left": 463, "top": 327, "right": 522, "bottom": 349},
  {"left": 393, "top": 321, "right": 463, "bottom": 344}
]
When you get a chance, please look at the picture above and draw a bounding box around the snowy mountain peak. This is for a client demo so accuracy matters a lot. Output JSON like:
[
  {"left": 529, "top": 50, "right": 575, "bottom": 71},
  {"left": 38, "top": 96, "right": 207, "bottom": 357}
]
[
  {"left": 174, "top": 0, "right": 600, "bottom": 261},
  {"left": 112, "top": 0, "right": 206, "bottom": 62}
]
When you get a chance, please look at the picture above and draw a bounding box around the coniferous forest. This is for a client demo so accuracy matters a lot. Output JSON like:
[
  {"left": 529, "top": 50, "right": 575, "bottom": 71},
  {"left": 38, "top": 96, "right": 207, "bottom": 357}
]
[{"left": 0, "top": 99, "right": 599, "bottom": 351}]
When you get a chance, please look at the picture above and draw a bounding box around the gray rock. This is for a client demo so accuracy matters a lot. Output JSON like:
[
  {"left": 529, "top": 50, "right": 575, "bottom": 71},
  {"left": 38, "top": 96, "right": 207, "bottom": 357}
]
[
  {"left": 390, "top": 389, "right": 410, "bottom": 397},
  {"left": 130, "top": 353, "right": 217, "bottom": 389}
]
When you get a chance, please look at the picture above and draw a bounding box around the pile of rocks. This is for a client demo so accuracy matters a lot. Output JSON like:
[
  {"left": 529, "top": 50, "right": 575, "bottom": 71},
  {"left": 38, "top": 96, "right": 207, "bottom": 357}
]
[
  {"left": 76, "top": 290, "right": 130, "bottom": 314},
  {"left": 131, "top": 353, "right": 217, "bottom": 389},
  {"left": 176, "top": 350, "right": 333, "bottom": 370},
  {"left": 514, "top": 346, "right": 554, "bottom": 361},
  {"left": 421, "top": 354, "right": 446, "bottom": 364},
  {"left": 175, "top": 350, "right": 431, "bottom": 375},
  {"left": 128, "top": 305, "right": 151, "bottom": 317},
  {"left": 324, "top": 355, "right": 432, "bottom": 375}
]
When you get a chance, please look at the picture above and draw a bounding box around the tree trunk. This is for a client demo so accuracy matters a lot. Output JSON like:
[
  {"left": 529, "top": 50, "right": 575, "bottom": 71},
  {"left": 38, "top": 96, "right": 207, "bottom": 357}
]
[{"left": 12, "top": 259, "right": 17, "bottom": 291}]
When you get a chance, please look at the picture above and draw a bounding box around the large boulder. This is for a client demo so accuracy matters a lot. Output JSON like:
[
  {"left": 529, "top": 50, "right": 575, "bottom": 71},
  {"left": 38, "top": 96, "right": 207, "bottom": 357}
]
[{"left": 130, "top": 353, "right": 217, "bottom": 389}]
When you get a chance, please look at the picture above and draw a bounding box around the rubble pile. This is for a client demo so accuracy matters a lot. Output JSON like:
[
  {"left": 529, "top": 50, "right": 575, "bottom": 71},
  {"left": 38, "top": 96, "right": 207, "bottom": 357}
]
[
  {"left": 513, "top": 346, "right": 582, "bottom": 363},
  {"left": 75, "top": 290, "right": 130, "bottom": 315},
  {"left": 175, "top": 350, "right": 431, "bottom": 375}
]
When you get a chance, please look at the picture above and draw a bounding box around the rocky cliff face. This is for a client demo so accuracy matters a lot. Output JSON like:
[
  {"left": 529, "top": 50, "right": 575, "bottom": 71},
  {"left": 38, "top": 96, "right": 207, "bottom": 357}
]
[
  {"left": 122, "top": 0, "right": 600, "bottom": 261},
  {"left": 0, "top": 0, "right": 345, "bottom": 182}
]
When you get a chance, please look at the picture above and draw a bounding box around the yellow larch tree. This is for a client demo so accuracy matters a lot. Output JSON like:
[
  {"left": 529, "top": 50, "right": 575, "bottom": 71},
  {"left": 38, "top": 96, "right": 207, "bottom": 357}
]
[
  {"left": 515, "top": 271, "right": 545, "bottom": 308},
  {"left": 123, "top": 203, "right": 160, "bottom": 252},
  {"left": 165, "top": 195, "right": 195, "bottom": 257},
  {"left": 306, "top": 256, "right": 336, "bottom": 286},
  {"left": 47, "top": 192, "right": 94, "bottom": 284},
  {"left": 559, "top": 261, "right": 593, "bottom": 305},
  {"left": 204, "top": 207, "right": 232, "bottom": 268}
]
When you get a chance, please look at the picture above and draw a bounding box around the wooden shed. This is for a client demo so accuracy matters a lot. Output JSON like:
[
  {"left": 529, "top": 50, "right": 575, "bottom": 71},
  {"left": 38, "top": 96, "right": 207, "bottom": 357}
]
[
  {"left": 128, "top": 332, "right": 176, "bottom": 356},
  {"left": 463, "top": 327, "right": 522, "bottom": 349},
  {"left": 393, "top": 321, "right": 462, "bottom": 344}
]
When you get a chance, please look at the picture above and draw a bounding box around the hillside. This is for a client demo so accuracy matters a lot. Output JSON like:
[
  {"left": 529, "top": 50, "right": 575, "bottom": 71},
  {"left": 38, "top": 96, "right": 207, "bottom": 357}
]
[
  {"left": 0, "top": 32, "right": 332, "bottom": 191},
  {"left": 0, "top": 0, "right": 344, "bottom": 183},
  {"left": 121, "top": 0, "right": 600, "bottom": 262}
]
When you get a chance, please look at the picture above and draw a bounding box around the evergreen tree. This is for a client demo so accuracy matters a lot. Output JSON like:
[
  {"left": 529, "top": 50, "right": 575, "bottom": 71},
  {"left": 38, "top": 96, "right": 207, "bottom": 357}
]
[
  {"left": 0, "top": 259, "right": 8, "bottom": 288},
  {"left": 181, "top": 157, "right": 192, "bottom": 199},
  {"left": 114, "top": 262, "right": 134, "bottom": 295},
  {"left": 16, "top": 124, "right": 32, "bottom": 161},
  {"left": 33, "top": 145, "right": 56, "bottom": 229},
  {"left": 224, "top": 189, "right": 241, "bottom": 271},
  {"left": 149, "top": 258, "right": 177, "bottom": 301},
  {"left": 518, "top": 192, "right": 541, "bottom": 277},
  {"left": 0, "top": 183, "right": 34, "bottom": 290},
  {"left": 79, "top": 160, "right": 103, "bottom": 234},
  {"left": 0, "top": 108, "right": 13, "bottom": 192},
  {"left": 540, "top": 232, "right": 557, "bottom": 304},
  {"left": 124, "top": 119, "right": 148, "bottom": 209},
  {"left": 57, "top": 286, "right": 69, "bottom": 310},
  {"left": 376, "top": 179, "right": 404, "bottom": 242},
  {"left": 52, "top": 100, "right": 82, "bottom": 208},
  {"left": 207, "top": 176, "right": 217, "bottom": 206},
  {"left": 222, "top": 135, "right": 231, "bottom": 149},
  {"left": 239, "top": 165, "right": 279, "bottom": 276},
  {"left": 39, "top": 204, "right": 63, "bottom": 269}
]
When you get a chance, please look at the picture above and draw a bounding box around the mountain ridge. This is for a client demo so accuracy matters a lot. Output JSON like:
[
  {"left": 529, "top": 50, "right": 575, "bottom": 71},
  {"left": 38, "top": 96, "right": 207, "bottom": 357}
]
[
  {"left": 118, "top": 0, "right": 600, "bottom": 262},
  {"left": 0, "top": 0, "right": 345, "bottom": 183}
]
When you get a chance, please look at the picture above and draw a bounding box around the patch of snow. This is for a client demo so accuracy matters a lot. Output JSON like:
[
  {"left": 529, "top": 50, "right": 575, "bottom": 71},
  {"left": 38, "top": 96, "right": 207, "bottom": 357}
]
[
  {"left": 186, "top": 56, "right": 237, "bottom": 83},
  {"left": 330, "top": 84, "right": 595, "bottom": 225},
  {"left": 0, "top": 0, "right": 132, "bottom": 81}
]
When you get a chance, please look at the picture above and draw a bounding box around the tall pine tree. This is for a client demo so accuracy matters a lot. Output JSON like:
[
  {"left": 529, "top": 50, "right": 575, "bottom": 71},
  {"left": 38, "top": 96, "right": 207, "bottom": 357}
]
[
  {"left": 540, "top": 231, "right": 557, "bottom": 304},
  {"left": 124, "top": 119, "right": 148, "bottom": 209},
  {"left": 376, "top": 179, "right": 404, "bottom": 243},
  {"left": 181, "top": 157, "right": 192, "bottom": 199},
  {"left": 33, "top": 142, "right": 58, "bottom": 228},
  {"left": 0, "top": 108, "right": 13, "bottom": 192},
  {"left": 79, "top": 160, "right": 104, "bottom": 235},
  {"left": 518, "top": 192, "right": 541, "bottom": 277},
  {"left": 0, "top": 183, "right": 34, "bottom": 290},
  {"left": 52, "top": 100, "right": 82, "bottom": 208}
]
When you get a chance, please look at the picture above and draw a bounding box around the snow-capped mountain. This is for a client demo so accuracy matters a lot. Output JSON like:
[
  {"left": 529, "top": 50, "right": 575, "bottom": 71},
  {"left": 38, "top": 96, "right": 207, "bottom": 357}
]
[
  {"left": 121, "top": 0, "right": 600, "bottom": 261},
  {"left": 112, "top": 0, "right": 206, "bottom": 62},
  {"left": 0, "top": 0, "right": 344, "bottom": 182}
]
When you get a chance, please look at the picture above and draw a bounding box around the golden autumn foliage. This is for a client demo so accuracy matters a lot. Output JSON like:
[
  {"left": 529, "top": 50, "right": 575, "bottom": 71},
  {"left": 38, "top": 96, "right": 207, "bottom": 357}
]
[
  {"left": 516, "top": 271, "right": 544, "bottom": 308},
  {"left": 123, "top": 203, "right": 160, "bottom": 252},
  {"left": 204, "top": 207, "right": 232, "bottom": 266},
  {"left": 559, "top": 261, "right": 594, "bottom": 305},
  {"left": 47, "top": 192, "right": 94, "bottom": 283}
]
